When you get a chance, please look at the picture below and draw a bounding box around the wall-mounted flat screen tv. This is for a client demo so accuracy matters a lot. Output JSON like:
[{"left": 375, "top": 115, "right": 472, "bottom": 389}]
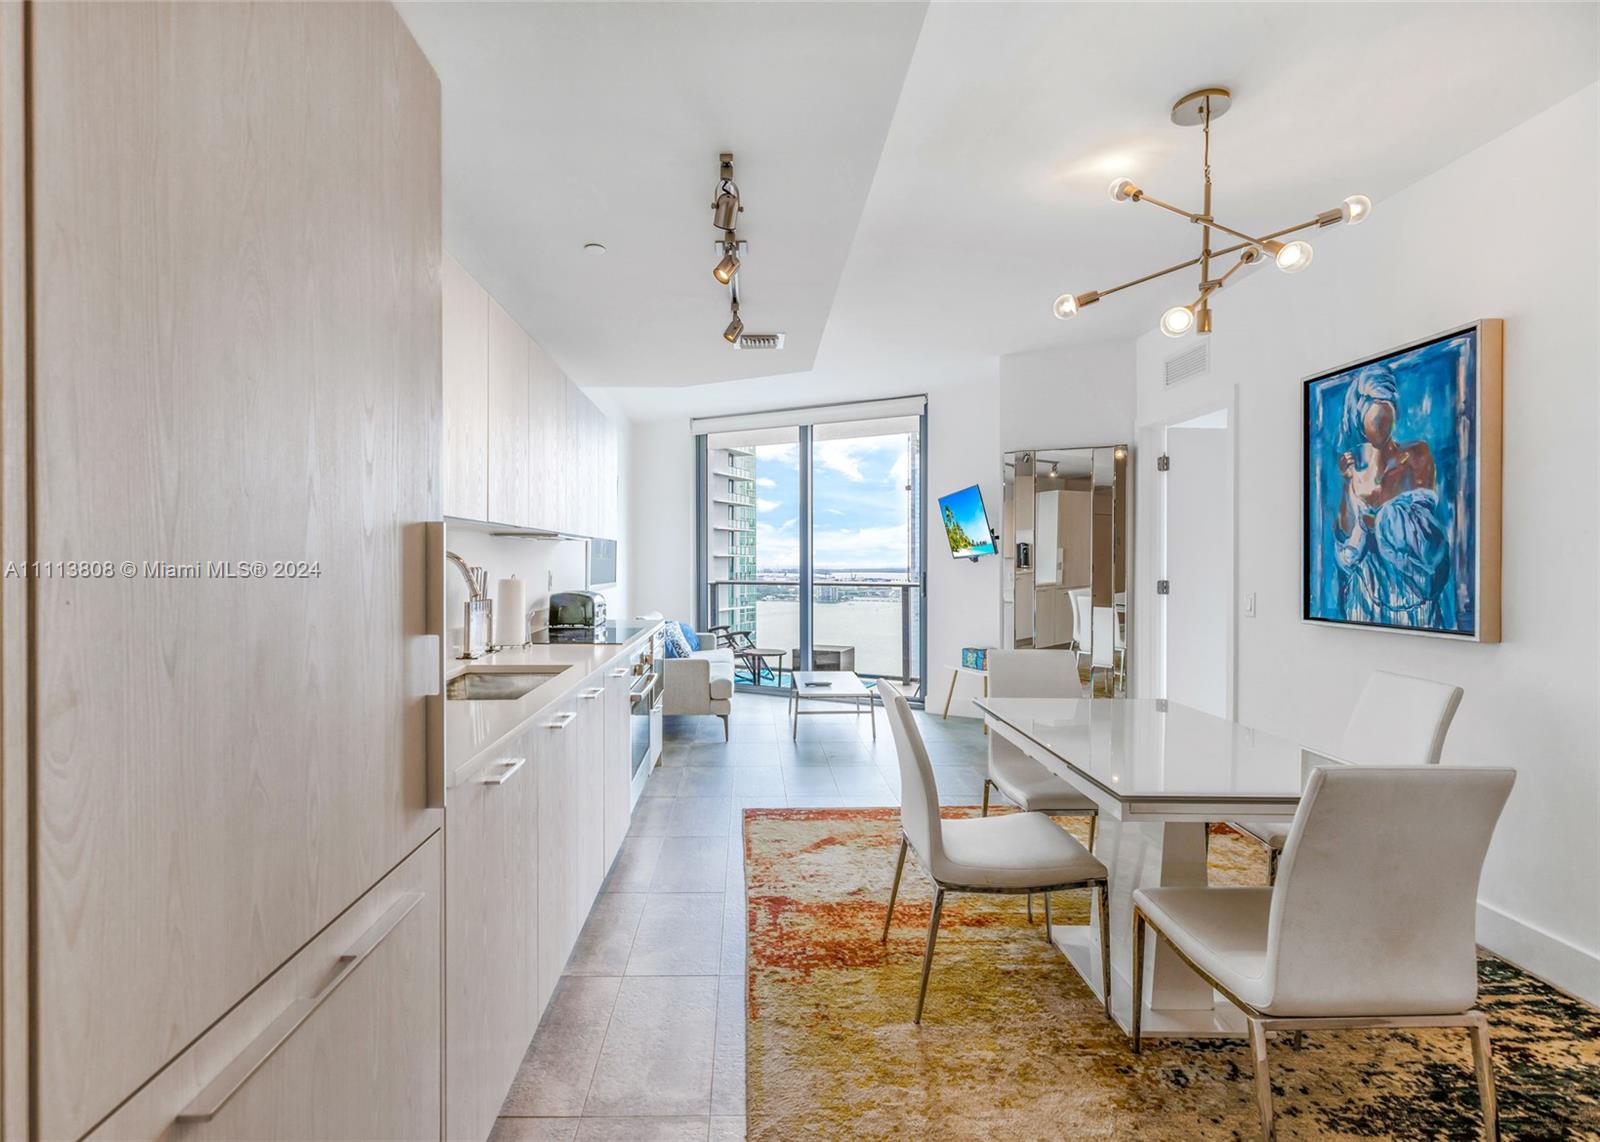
[{"left": 938, "top": 484, "right": 997, "bottom": 559}]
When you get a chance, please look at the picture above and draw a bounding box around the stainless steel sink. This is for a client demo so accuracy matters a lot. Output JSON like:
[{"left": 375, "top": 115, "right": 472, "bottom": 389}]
[{"left": 446, "top": 668, "right": 564, "bottom": 702}]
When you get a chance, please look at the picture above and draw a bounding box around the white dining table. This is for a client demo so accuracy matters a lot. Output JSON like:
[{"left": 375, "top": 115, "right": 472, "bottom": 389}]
[{"left": 974, "top": 696, "right": 1329, "bottom": 1041}]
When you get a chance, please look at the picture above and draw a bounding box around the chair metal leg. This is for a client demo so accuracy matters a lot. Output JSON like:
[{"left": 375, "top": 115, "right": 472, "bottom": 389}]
[
  {"left": 1130, "top": 910, "right": 1146, "bottom": 1052},
  {"left": 881, "top": 837, "right": 908, "bottom": 944},
  {"left": 1469, "top": 1015, "right": 1500, "bottom": 1140},
  {"left": 1096, "top": 884, "right": 1111, "bottom": 1021},
  {"left": 1267, "top": 845, "right": 1280, "bottom": 885},
  {"left": 1248, "top": 1017, "right": 1276, "bottom": 1141},
  {"left": 981, "top": 780, "right": 991, "bottom": 817},
  {"left": 1042, "top": 890, "right": 1053, "bottom": 939},
  {"left": 913, "top": 887, "right": 945, "bottom": 1024},
  {"left": 1026, "top": 891, "right": 1034, "bottom": 923},
  {"left": 1087, "top": 812, "right": 1097, "bottom": 852}
]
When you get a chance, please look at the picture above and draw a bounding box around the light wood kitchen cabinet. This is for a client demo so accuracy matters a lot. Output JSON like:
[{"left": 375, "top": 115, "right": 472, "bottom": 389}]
[
  {"left": 527, "top": 337, "right": 563, "bottom": 529},
  {"left": 535, "top": 692, "right": 582, "bottom": 1010},
  {"left": 602, "top": 665, "right": 636, "bottom": 869},
  {"left": 440, "top": 256, "right": 620, "bottom": 540},
  {"left": 443, "top": 251, "right": 490, "bottom": 520},
  {"left": 446, "top": 729, "right": 539, "bottom": 1142},
  {"left": 88, "top": 836, "right": 443, "bottom": 1142},
  {"left": 25, "top": 5, "right": 443, "bottom": 1138},
  {"left": 487, "top": 296, "right": 531, "bottom": 526}
]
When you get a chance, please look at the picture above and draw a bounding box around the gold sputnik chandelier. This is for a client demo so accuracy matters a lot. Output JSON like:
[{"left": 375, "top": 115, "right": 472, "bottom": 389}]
[{"left": 1053, "top": 87, "right": 1371, "bottom": 337}]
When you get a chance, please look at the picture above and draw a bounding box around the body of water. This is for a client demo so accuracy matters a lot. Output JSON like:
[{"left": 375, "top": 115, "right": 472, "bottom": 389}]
[{"left": 752, "top": 597, "right": 920, "bottom": 682}]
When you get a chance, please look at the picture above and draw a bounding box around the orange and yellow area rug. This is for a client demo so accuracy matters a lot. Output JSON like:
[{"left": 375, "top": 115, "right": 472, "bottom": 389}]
[{"left": 742, "top": 807, "right": 1600, "bottom": 1140}]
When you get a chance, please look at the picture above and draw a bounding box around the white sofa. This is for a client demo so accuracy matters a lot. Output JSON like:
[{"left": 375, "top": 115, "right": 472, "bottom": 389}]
[{"left": 660, "top": 630, "right": 736, "bottom": 738}]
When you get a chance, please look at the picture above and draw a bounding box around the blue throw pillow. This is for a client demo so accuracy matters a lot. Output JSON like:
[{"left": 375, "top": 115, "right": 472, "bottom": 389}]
[
  {"left": 663, "top": 622, "right": 692, "bottom": 659},
  {"left": 681, "top": 625, "right": 701, "bottom": 652}
]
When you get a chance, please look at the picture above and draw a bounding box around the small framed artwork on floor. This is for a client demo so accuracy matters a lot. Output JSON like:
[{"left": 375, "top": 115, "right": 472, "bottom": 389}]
[{"left": 1302, "top": 319, "right": 1502, "bottom": 642}]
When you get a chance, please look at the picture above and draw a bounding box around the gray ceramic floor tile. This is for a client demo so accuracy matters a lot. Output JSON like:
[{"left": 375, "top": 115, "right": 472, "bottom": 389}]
[
  {"left": 640, "top": 767, "right": 686, "bottom": 797},
  {"left": 566, "top": 892, "right": 647, "bottom": 976},
  {"left": 666, "top": 796, "right": 735, "bottom": 837},
  {"left": 708, "top": 1117, "right": 745, "bottom": 1141},
  {"left": 678, "top": 767, "right": 737, "bottom": 797},
  {"left": 489, "top": 1118, "right": 581, "bottom": 1142},
  {"left": 582, "top": 975, "right": 718, "bottom": 1116},
  {"left": 501, "top": 976, "right": 621, "bottom": 1116},
  {"left": 724, "top": 722, "right": 777, "bottom": 744},
  {"left": 829, "top": 765, "right": 893, "bottom": 799},
  {"left": 574, "top": 1119, "right": 709, "bottom": 1142},
  {"left": 626, "top": 797, "right": 677, "bottom": 837},
  {"left": 604, "top": 835, "right": 667, "bottom": 893},
  {"left": 648, "top": 836, "right": 730, "bottom": 893},
  {"left": 781, "top": 767, "right": 839, "bottom": 797},
  {"left": 729, "top": 768, "right": 786, "bottom": 798},
  {"left": 626, "top": 893, "right": 724, "bottom": 976},
  {"left": 710, "top": 974, "right": 746, "bottom": 1116}
]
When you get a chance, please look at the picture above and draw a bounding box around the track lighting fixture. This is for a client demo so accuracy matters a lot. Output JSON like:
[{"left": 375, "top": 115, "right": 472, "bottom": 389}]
[
  {"left": 723, "top": 304, "right": 743, "bottom": 344},
  {"left": 712, "top": 152, "right": 741, "bottom": 232},
  {"left": 1052, "top": 86, "right": 1371, "bottom": 336},
  {"left": 713, "top": 241, "right": 741, "bottom": 285}
]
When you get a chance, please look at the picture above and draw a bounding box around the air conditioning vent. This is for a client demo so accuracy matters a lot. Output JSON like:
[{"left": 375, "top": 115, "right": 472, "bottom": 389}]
[
  {"left": 733, "top": 332, "right": 785, "bottom": 351},
  {"left": 1164, "top": 342, "right": 1209, "bottom": 386}
]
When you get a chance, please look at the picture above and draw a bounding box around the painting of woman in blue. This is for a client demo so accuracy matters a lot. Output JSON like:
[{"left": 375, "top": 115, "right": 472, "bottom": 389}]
[{"left": 1304, "top": 329, "right": 1479, "bottom": 635}]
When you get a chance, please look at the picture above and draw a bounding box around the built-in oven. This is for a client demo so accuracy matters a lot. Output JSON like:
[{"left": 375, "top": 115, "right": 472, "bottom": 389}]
[{"left": 628, "top": 628, "right": 665, "bottom": 802}]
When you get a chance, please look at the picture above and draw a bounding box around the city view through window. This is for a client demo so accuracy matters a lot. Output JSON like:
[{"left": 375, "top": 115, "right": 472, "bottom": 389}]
[{"left": 705, "top": 416, "right": 923, "bottom": 693}]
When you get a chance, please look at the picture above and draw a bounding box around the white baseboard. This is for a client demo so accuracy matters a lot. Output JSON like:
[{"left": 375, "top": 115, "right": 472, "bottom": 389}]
[{"left": 1477, "top": 899, "right": 1600, "bottom": 1007}]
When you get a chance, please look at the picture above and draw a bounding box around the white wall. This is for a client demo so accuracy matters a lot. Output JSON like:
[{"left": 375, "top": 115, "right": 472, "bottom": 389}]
[
  {"left": 1132, "top": 85, "right": 1600, "bottom": 1001},
  {"left": 626, "top": 415, "right": 697, "bottom": 622},
  {"left": 998, "top": 340, "right": 1135, "bottom": 454}
]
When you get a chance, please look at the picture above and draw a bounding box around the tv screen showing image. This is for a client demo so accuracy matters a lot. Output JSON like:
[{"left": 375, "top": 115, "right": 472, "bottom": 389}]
[{"left": 938, "top": 484, "right": 997, "bottom": 559}]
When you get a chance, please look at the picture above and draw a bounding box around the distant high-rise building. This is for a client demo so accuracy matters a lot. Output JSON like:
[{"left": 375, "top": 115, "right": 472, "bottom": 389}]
[{"left": 706, "top": 444, "right": 757, "bottom": 632}]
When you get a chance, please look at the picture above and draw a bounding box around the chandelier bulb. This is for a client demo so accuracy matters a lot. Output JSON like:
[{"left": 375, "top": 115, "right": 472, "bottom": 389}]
[
  {"left": 1340, "top": 194, "right": 1372, "bottom": 226},
  {"left": 1108, "top": 177, "right": 1139, "bottom": 203},
  {"left": 1274, "top": 240, "right": 1314, "bottom": 273},
  {"left": 1053, "top": 293, "right": 1080, "bottom": 320},
  {"left": 1159, "top": 304, "right": 1196, "bottom": 338}
]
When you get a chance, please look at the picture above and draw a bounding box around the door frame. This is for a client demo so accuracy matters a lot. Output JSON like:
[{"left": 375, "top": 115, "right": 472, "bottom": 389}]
[{"left": 1136, "top": 385, "right": 1239, "bottom": 719}]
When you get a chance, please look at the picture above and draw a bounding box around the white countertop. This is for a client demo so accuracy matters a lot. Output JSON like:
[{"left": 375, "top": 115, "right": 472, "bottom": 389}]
[{"left": 443, "top": 622, "right": 661, "bottom": 783}]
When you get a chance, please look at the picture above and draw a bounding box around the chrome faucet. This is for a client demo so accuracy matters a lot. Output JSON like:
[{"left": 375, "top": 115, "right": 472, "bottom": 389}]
[{"left": 446, "top": 550, "right": 493, "bottom": 659}]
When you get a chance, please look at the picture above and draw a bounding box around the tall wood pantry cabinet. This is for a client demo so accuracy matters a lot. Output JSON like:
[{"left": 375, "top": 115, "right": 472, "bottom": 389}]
[{"left": 1, "top": 3, "right": 446, "bottom": 1138}]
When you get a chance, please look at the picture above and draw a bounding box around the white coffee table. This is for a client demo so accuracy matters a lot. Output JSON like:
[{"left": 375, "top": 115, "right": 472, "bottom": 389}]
[{"left": 788, "top": 670, "right": 877, "bottom": 740}]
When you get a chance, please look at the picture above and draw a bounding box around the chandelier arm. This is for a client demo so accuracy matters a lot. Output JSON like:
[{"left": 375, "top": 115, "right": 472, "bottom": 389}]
[{"left": 1094, "top": 253, "right": 1207, "bottom": 300}]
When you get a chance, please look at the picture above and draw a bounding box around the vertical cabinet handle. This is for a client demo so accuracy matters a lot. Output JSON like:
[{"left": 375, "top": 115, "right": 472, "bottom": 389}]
[
  {"left": 481, "top": 756, "right": 527, "bottom": 785},
  {"left": 176, "top": 893, "right": 424, "bottom": 1123},
  {"left": 546, "top": 711, "right": 578, "bottom": 730}
]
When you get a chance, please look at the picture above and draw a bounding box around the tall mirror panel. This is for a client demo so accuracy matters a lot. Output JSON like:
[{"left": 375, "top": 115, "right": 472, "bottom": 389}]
[{"left": 1001, "top": 446, "right": 1130, "bottom": 696}]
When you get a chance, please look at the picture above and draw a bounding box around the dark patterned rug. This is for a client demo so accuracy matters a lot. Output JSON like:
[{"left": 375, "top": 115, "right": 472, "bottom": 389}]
[{"left": 744, "top": 809, "right": 1600, "bottom": 1140}]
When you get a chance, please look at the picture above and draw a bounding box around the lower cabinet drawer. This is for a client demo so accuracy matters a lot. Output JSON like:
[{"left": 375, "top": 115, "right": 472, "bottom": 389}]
[{"left": 89, "top": 833, "right": 443, "bottom": 1142}]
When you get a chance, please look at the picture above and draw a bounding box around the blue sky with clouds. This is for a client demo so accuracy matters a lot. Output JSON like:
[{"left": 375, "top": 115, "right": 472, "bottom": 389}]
[{"left": 753, "top": 435, "right": 912, "bottom": 573}]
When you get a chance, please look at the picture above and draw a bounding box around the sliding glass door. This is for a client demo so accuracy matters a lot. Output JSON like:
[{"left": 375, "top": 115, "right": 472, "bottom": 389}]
[{"left": 697, "top": 401, "right": 927, "bottom": 701}]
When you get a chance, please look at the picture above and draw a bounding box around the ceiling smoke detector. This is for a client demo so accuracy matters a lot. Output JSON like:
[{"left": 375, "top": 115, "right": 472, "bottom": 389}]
[{"left": 731, "top": 332, "right": 785, "bottom": 351}]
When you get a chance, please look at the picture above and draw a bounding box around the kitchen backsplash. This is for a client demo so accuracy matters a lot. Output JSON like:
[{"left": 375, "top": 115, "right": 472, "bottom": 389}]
[{"left": 443, "top": 522, "right": 607, "bottom": 655}]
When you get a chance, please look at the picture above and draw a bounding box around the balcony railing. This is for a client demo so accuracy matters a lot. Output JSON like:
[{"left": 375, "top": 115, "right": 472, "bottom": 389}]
[{"left": 708, "top": 578, "right": 923, "bottom": 696}]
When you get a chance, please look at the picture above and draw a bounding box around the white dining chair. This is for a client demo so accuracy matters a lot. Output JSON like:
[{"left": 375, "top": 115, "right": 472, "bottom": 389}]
[
  {"left": 982, "top": 650, "right": 1100, "bottom": 925},
  {"left": 1232, "top": 670, "right": 1464, "bottom": 880},
  {"left": 877, "top": 680, "right": 1111, "bottom": 1025},
  {"left": 1133, "top": 764, "right": 1514, "bottom": 1141},
  {"left": 1090, "top": 606, "right": 1117, "bottom": 696}
]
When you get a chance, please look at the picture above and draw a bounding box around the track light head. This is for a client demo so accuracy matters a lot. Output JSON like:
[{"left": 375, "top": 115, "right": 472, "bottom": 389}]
[
  {"left": 712, "top": 182, "right": 741, "bottom": 231},
  {"left": 723, "top": 307, "right": 744, "bottom": 345},
  {"left": 1160, "top": 304, "right": 1196, "bottom": 338},
  {"left": 713, "top": 246, "right": 741, "bottom": 285}
]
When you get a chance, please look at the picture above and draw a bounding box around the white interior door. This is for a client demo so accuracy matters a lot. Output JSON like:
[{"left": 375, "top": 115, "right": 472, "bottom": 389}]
[{"left": 1162, "top": 413, "right": 1233, "bottom": 716}]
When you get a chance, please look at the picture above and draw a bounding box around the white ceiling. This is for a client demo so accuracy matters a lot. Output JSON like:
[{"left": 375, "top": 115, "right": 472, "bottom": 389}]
[
  {"left": 397, "top": 1, "right": 929, "bottom": 388},
  {"left": 402, "top": 2, "right": 1598, "bottom": 421}
]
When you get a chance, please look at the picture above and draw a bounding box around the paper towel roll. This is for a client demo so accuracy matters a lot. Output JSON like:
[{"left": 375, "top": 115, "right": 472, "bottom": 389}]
[{"left": 495, "top": 576, "right": 526, "bottom": 647}]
